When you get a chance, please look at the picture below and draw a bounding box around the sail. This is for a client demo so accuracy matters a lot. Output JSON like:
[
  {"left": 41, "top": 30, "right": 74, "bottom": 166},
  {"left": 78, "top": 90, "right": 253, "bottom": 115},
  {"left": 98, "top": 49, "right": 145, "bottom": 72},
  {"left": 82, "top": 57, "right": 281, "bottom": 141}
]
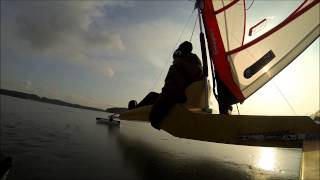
[{"left": 202, "top": 0, "right": 320, "bottom": 102}]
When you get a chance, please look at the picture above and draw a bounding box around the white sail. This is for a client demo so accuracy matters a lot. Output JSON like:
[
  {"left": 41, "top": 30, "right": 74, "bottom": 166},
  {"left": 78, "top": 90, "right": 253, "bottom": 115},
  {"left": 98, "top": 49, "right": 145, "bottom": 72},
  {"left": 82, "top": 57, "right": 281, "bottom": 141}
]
[
  {"left": 214, "top": 0, "right": 246, "bottom": 51},
  {"left": 203, "top": 0, "right": 320, "bottom": 101}
]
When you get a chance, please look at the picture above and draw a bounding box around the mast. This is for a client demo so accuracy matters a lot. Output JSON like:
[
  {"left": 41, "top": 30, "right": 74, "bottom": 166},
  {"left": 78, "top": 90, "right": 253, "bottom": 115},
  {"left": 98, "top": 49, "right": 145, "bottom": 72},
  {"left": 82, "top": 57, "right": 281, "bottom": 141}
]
[
  {"left": 196, "top": 0, "right": 212, "bottom": 113},
  {"left": 198, "top": 0, "right": 242, "bottom": 114}
]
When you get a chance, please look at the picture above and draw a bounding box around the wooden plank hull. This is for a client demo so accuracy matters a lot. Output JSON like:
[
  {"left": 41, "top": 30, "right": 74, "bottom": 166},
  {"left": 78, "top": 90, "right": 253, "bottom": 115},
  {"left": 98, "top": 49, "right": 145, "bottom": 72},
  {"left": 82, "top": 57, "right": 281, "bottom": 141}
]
[
  {"left": 119, "top": 104, "right": 320, "bottom": 148},
  {"left": 300, "top": 140, "right": 320, "bottom": 180}
]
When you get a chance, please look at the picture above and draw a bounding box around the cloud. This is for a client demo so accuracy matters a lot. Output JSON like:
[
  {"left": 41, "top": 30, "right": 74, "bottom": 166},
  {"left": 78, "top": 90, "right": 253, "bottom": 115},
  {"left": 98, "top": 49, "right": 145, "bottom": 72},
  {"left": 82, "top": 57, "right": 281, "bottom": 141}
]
[
  {"left": 122, "top": 19, "right": 185, "bottom": 68},
  {"left": 1, "top": 1, "right": 198, "bottom": 107},
  {"left": 2, "top": 1, "right": 127, "bottom": 77},
  {"left": 99, "top": 66, "right": 115, "bottom": 77},
  {"left": 9, "top": 1, "right": 128, "bottom": 52},
  {"left": 2, "top": 1, "right": 195, "bottom": 78},
  {"left": 85, "top": 31, "right": 125, "bottom": 51},
  {"left": 12, "top": 2, "right": 100, "bottom": 49}
]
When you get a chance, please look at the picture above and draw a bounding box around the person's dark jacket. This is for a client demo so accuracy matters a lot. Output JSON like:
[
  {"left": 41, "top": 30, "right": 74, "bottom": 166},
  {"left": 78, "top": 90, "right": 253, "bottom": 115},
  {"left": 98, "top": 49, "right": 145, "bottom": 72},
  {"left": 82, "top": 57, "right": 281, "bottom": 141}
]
[
  {"left": 162, "top": 52, "right": 203, "bottom": 101},
  {"left": 149, "top": 51, "right": 203, "bottom": 129}
]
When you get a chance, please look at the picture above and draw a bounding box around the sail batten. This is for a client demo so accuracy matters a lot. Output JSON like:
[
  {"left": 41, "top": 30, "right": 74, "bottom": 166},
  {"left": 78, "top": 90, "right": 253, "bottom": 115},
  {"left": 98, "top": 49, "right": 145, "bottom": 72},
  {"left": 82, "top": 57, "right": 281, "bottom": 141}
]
[{"left": 227, "top": 0, "right": 319, "bottom": 55}]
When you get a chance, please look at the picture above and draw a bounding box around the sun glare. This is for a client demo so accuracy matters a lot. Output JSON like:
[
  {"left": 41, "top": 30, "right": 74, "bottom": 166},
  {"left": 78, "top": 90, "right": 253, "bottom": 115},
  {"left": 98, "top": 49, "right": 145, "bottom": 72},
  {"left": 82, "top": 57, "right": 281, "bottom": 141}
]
[
  {"left": 262, "top": 67, "right": 269, "bottom": 73},
  {"left": 257, "top": 148, "right": 276, "bottom": 171}
]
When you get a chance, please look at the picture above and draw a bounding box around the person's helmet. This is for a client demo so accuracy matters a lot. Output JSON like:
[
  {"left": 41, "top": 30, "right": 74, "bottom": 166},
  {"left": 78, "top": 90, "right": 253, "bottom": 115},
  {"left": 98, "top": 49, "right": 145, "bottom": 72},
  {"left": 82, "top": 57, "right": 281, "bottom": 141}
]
[
  {"left": 128, "top": 100, "right": 137, "bottom": 110},
  {"left": 178, "top": 41, "right": 193, "bottom": 54}
]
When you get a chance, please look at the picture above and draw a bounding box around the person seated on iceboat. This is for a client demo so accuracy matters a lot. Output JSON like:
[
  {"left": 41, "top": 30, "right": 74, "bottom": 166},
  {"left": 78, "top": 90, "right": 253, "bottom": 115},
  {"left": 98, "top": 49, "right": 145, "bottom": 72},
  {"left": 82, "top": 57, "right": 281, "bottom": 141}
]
[{"left": 128, "top": 41, "right": 203, "bottom": 129}]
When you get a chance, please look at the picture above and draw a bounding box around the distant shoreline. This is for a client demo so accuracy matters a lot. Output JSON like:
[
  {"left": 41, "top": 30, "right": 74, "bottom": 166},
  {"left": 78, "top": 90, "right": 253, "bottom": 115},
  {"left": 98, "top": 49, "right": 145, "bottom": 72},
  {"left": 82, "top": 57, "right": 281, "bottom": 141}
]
[{"left": 0, "top": 89, "right": 126, "bottom": 113}]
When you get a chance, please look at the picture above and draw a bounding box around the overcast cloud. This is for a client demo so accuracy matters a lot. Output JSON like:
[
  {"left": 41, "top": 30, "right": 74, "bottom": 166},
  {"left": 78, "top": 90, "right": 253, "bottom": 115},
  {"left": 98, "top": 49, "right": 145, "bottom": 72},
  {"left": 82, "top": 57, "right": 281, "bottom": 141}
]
[
  {"left": 1, "top": 1, "right": 196, "bottom": 107},
  {"left": 2, "top": 1, "right": 131, "bottom": 79}
]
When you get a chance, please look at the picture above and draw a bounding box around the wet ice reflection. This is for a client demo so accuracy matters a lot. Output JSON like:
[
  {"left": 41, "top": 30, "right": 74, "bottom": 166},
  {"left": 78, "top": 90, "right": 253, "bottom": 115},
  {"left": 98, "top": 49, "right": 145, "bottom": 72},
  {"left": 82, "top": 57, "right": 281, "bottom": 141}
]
[{"left": 257, "top": 147, "right": 276, "bottom": 171}]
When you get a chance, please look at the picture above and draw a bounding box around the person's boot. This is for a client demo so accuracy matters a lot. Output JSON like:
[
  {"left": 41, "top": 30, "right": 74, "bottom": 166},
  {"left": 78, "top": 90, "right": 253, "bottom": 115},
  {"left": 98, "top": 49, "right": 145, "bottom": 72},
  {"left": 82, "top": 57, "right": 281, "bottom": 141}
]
[
  {"left": 219, "top": 103, "right": 232, "bottom": 115},
  {"left": 227, "top": 105, "right": 233, "bottom": 115}
]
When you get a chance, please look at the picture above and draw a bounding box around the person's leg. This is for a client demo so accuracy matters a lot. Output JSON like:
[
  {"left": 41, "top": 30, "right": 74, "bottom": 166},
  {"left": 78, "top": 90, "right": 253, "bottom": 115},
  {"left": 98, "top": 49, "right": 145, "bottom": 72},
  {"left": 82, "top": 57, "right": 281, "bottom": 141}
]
[
  {"left": 127, "top": 92, "right": 159, "bottom": 110},
  {"left": 136, "top": 92, "right": 159, "bottom": 108},
  {"left": 216, "top": 75, "right": 236, "bottom": 115},
  {"left": 218, "top": 101, "right": 233, "bottom": 115},
  {"left": 149, "top": 95, "right": 175, "bottom": 130}
]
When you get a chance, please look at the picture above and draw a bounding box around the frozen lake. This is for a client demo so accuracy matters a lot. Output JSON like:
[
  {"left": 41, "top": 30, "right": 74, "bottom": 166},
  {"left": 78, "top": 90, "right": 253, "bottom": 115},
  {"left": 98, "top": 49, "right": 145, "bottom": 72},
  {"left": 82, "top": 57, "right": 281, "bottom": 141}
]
[{"left": 1, "top": 95, "right": 302, "bottom": 180}]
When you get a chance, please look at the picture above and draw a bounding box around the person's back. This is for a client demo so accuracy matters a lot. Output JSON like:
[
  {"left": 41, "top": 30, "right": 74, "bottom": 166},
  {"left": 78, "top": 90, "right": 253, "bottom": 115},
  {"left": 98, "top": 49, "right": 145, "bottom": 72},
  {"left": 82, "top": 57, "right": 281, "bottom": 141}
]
[
  {"left": 149, "top": 41, "right": 203, "bottom": 129},
  {"left": 161, "top": 50, "right": 202, "bottom": 102}
]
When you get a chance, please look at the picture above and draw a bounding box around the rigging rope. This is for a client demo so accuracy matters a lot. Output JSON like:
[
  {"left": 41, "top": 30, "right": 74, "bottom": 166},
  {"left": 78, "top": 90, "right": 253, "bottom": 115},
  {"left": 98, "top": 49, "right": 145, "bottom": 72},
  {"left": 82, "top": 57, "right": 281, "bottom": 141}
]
[
  {"left": 234, "top": 81, "right": 297, "bottom": 116},
  {"left": 272, "top": 81, "right": 297, "bottom": 115},
  {"left": 246, "top": 0, "right": 255, "bottom": 10},
  {"left": 189, "top": 14, "right": 198, "bottom": 42},
  {"left": 149, "top": 9, "right": 196, "bottom": 92}
]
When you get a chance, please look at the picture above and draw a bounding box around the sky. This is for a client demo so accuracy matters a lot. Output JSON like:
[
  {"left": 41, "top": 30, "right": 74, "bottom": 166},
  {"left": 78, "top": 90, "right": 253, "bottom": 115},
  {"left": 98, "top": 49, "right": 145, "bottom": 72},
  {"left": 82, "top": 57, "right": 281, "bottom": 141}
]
[{"left": 1, "top": 0, "right": 319, "bottom": 116}]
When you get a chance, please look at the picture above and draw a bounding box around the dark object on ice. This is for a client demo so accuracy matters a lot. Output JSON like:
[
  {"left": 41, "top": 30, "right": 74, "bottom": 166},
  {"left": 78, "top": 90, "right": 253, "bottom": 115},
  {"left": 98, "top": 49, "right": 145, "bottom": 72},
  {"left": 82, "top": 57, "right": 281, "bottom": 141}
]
[{"left": 96, "top": 115, "right": 120, "bottom": 126}]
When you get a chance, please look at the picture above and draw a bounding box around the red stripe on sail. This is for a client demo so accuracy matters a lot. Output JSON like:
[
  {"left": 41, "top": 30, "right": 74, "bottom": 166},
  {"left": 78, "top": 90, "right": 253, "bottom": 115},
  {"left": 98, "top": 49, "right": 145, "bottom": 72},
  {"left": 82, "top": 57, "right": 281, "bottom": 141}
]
[
  {"left": 215, "top": 0, "right": 240, "bottom": 14},
  {"left": 203, "top": 0, "right": 245, "bottom": 102},
  {"left": 227, "top": 0, "right": 319, "bottom": 55}
]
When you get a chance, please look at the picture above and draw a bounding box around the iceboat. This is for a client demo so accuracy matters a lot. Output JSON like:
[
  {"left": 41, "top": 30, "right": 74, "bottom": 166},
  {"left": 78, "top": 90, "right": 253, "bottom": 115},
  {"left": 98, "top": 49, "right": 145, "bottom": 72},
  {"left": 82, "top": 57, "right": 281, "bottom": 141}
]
[
  {"left": 120, "top": 0, "right": 320, "bottom": 179},
  {"left": 120, "top": 80, "right": 319, "bottom": 148},
  {"left": 96, "top": 116, "right": 120, "bottom": 126},
  {"left": 120, "top": 81, "right": 320, "bottom": 179}
]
